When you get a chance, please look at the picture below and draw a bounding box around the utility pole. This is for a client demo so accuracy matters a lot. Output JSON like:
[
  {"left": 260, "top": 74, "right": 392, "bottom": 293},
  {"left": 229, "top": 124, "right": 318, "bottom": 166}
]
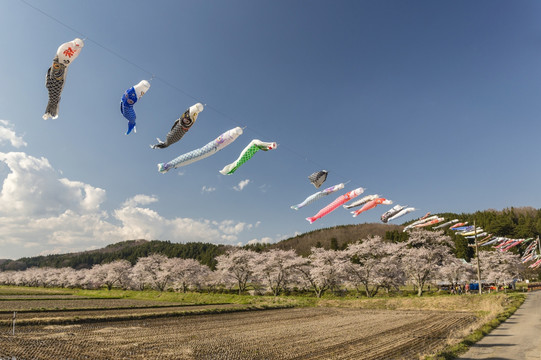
[{"left": 474, "top": 220, "right": 482, "bottom": 294}]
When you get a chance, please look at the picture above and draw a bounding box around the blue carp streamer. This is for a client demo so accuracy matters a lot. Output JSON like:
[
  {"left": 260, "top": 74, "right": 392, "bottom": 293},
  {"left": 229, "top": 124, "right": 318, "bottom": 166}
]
[{"left": 120, "top": 80, "right": 150, "bottom": 135}]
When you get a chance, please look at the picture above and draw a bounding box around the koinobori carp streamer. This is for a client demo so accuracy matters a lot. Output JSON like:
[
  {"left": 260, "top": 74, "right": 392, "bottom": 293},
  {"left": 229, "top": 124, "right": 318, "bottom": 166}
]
[
  {"left": 158, "top": 127, "right": 243, "bottom": 173},
  {"left": 120, "top": 80, "right": 151, "bottom": 135},
  {"left": 220, "top": 139, "right": 277, "bottom": 175},
  {"left": 43, "top": 38, "right": 84, "bottom": 120},
  {"left": 151, "top": 103, "right": 204, "bottom": 149},
  {"left": 306, "top": 187, "right": 364, "bottom": 224},
  {"left": 351, "top": 198, "right": 392, "bottom": 218},
  {"left": 291, "top": 183, "right": 345, "bottom": 210}
]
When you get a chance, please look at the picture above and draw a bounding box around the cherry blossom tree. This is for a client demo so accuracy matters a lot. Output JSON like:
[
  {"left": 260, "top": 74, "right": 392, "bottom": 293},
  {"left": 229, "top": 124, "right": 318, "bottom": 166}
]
[
  {"left": 344, "top": 236, "right": 405, "bottom": 297},
  {"left": 108, "top": 259, "right": 133, "bottom": 289},
  {"left": 22, "top": 267, "right": 42, "bottom": 287},
  {"left": 215, "top": 249, "right": 257, "bottom": 294},
  {"left": 35, "top": 267, "right": 72, "bottom": 288},
  {"left": 477, "top": 250, "right": 523, "bottom": 289},
  {"left": 66, "top": 268, "right": 93, "bottom": 289},
  {"left": 168, "top": 258, "right": 210, "bottom": 293},
  {"left": 91, "top": 260, "right": 132, "bottom": 290},
  {"left": 293, "top": 247, "right": 347, "bottom": 298},
  {"left": 250, "top": 249, "right": 301, "bottom": 296},
  {"left": 130, "top": 254, "right": 172, "bottom": 291},
  {"left": 378, "top": 256, "right": 406, "bottom": 294},
  {"left": 201, "top": 268, "right": 225, "bottom": 293},
  {"left": 189, "top": 262, "right": 213, "bottom": 292},
  {"left": 0, "top": 271, "right": 14, "bottom": 285},
  {"left": 88, "top": 264, "right": 108, "bottom": 289},
  {"left": 438, "top": 257, "right": 475, "bottom": 288},
  {"left": 401, "top": 229, "right": 455, "bottom": 296}
]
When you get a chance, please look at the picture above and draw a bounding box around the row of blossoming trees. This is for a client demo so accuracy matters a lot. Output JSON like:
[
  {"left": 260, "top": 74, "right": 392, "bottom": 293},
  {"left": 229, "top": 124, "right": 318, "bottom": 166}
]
[{"left": 0, "top": 230, "right": 523, "bottom": 297}]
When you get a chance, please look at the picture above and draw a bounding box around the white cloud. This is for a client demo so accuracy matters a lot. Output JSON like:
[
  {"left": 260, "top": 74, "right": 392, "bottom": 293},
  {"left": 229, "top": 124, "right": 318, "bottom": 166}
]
[
  {"left": 0, "top": 122, "right": 258, "bottom": 259},
  {"left": 38, "top": 248, "right": 64, "bottom": 256},
  {"left": 0, "top": 120, "right": 27, "bottom": 148},
  {"left": 201, "top": 186, "right": 216, "bottom": 193},
  {"left": 0, "top": 149, "right": 255, "bottom": 259},
  {"left": 234, "top": 179, "right": 250, "bottom": 191},
  {"left": 0, "top": 152, "right": 105, "bottom": 216},
  {"left": 247, "top": 237, "right": 273, "bottom": 245},
  {"left": 122, "top": 194, "right": 158, "bottom": 207},
  {"left": 111, "top": 205, "right": 244, "bottom": 245},
  {"left": 216, "top": 219, "right": 248, "bottom": 235},
  {"left": 258, "top": 184, "right": 270, "bottom": 193}
]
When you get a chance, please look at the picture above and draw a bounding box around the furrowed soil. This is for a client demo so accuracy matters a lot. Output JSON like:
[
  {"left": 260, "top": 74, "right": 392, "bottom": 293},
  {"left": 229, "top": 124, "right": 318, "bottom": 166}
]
[{"left": 1, "top": 306, "right": 476, "bottom": 359}]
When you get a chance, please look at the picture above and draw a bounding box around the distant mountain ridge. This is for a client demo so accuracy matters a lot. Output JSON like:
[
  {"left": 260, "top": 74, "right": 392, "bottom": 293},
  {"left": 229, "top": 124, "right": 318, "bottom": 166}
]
[
  {"left": 3, "top": 207, "right": 541, "bottom": 271},
  {"left": 0, "top": 223, "right": 403, "bottom": 271}
]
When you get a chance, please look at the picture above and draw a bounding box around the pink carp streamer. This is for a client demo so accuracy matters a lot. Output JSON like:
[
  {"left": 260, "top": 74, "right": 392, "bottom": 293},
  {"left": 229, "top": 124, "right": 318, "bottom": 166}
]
[
  {"left": 351, "top": 198, "right": 392, "bottom": 217},
  {"left": 450, "top": 222, "right": 468, "bottom": 229},
  {"left": 306, "top": 187, "right": 364, "bottom": 224}
]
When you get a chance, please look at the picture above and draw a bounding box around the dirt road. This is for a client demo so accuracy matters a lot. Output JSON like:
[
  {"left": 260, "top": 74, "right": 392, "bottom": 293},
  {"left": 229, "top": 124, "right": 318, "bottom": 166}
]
[{"left": 459, "top": 290, "right": 541, "bottom": 360}]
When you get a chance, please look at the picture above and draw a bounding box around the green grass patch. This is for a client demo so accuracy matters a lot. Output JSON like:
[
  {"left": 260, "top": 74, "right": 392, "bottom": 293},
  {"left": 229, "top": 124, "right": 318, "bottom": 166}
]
[{"left": 71, "top": 288, "right": 320, "bottom": 307}]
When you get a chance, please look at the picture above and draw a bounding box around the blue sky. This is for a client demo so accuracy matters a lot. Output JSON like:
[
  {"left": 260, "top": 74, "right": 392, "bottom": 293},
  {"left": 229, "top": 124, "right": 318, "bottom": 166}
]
[{"left": 1, "top": 0, "right": 541, "bottom": 259}]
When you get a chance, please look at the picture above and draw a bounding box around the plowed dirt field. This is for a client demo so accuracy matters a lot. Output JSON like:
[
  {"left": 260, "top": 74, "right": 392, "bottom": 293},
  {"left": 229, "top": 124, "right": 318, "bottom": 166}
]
[{"left": 1, "top": 307, "right": 476, "bottom": 359}]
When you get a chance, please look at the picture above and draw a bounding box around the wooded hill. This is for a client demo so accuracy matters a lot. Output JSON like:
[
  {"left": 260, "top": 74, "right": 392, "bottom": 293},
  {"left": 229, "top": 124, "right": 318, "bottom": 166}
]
[
  {"left": 1, "top": 240, "right": 226, "bottom": 271},
  {"left": 2, "top": 207, "right": 540, "bottom": 271},
  {"left": 428, "top": 207, "right": 541, "bottom": 261},
  {"left": 270, "top": 223, "right": 403, "bottom": 256}
]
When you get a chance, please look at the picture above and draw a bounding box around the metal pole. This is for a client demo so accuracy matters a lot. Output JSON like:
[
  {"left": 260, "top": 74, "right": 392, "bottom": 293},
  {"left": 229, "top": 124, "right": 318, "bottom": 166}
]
[
  {"left": 474, "top": 220, "right": 482, "bottom": 295},
  {"left": 12, "top": 311, "right": 16, "bottom": 335}
]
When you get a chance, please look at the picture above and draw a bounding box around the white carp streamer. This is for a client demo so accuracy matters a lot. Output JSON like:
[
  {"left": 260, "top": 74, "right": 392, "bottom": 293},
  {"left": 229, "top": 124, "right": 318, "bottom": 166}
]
[
  {"left": 433, "top": 219, "right": 459, "bottom": 229},
  {"left": 158, "top": 127, "right": 243, "bottom": 173},
  {"left": 291, "top": 183, "right": 345, "bottom": 210},
  {"left": 387, "top": 207, "right": 415, "bottom": 222},
  {"left": 342, "top": 194, "right": 379, "bottom": 210},
  {"left": 381, "top": 204, "right": 406, "bottom": 223}
]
